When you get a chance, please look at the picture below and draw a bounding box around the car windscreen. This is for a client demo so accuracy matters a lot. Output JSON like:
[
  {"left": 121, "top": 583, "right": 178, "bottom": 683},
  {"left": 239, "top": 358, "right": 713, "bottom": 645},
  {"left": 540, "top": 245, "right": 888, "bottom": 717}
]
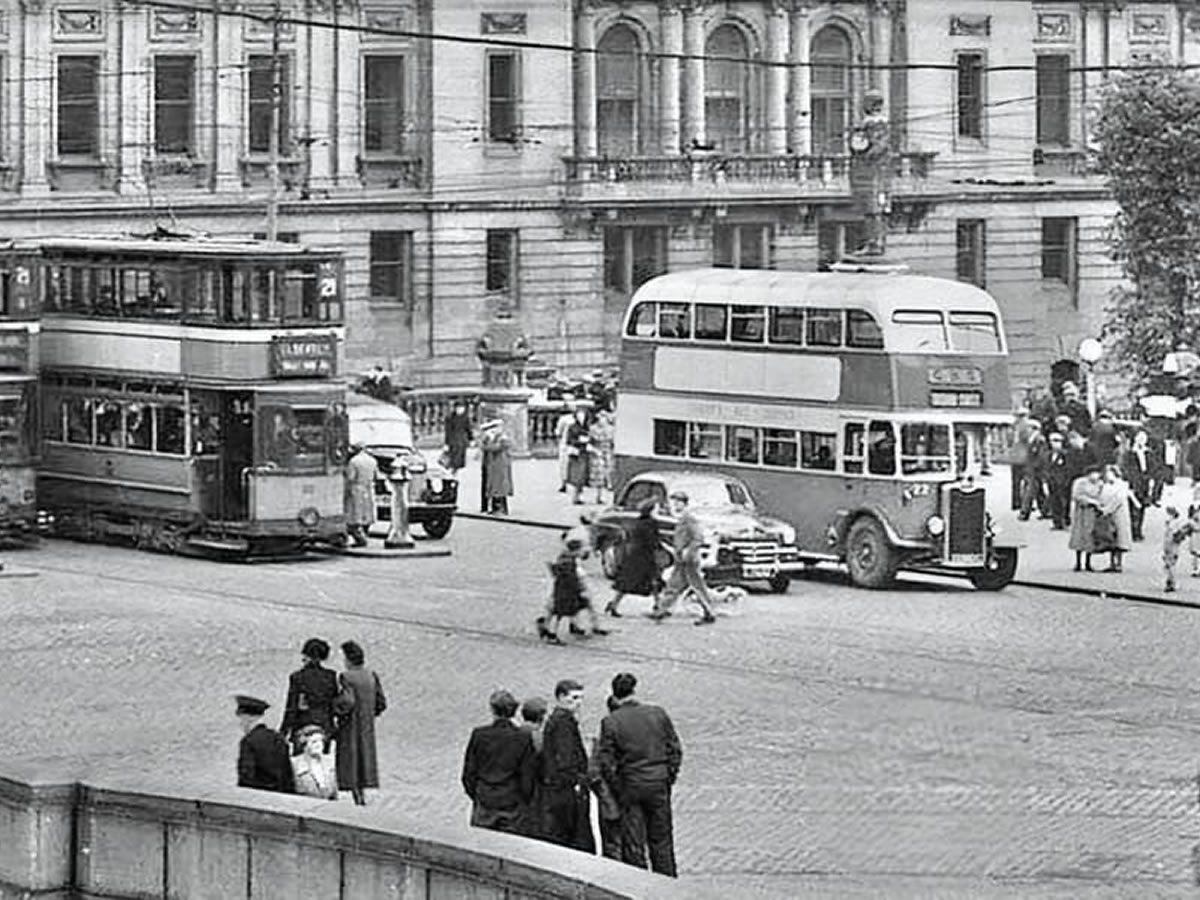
[
  {"left": 676, "top": 479, "right": 752, "bottom": 509},
  {"left": 351, "top": 414, "right": 414, "bottom": 449}
]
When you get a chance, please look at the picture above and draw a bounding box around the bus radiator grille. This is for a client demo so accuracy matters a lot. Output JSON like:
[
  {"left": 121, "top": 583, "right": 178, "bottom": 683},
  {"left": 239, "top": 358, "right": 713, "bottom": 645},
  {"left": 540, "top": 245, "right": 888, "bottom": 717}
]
[{"left": 946, "top": 488, "right": 986, "bottom": 559}]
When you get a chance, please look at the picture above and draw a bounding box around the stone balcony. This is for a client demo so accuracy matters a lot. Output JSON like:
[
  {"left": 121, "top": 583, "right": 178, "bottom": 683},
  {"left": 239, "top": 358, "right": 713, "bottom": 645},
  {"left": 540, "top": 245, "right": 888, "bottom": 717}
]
[
  {"left": 1032, "top": 146, "right": 1094, "bottom": 179},
  {"left": 563, "top": 151, "right": 937, "bottom": 204}
]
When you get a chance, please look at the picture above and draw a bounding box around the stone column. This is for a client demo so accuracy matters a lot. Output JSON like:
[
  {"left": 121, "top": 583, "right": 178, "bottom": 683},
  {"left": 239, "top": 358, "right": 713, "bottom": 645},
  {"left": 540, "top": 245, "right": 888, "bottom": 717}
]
[
  {"left": 681, "top": 0, "right": 706, "bottom": 147},
  {"left": 306, "top": 0, "right": 335, "bottom": 187},
  {"left": 333, "top": 0, "right": 361, "bottom": 188},
  {"left": 573, "top": 0, "right": 597, "bottom": 158},
  {"left": 765, "top": 1, "right": 788, "bottom": 155},
  {"left": 117, "top": 0, "right": 148, "bottom": 193},
  {"left": 871, "top": 0, "right": 892, "bottom": 102},
  {"left": 658, "top": 0, "right": 683, "bottom": 154},
  {"left": 213, "top": 0, "right": 244, "bottom": 191},
  {"left": 787, "top": 0, "right": 811, "bottom": 155},
  {"left": 19, "top": 0, "right": 51, "bottom": 195}
]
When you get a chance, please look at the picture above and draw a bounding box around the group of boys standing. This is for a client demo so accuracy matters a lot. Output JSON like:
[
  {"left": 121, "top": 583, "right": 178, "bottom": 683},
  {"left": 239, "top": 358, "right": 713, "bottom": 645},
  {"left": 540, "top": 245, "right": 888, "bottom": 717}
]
[{"left": 461, "top": 672, "right": 682, "bottom": 878}]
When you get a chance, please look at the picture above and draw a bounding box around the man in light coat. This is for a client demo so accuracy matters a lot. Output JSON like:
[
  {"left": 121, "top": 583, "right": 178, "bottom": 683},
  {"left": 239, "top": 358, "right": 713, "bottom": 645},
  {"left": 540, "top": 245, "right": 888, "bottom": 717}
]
[{"left": 344, "top": 441, "right": 378, "bottom": 547}]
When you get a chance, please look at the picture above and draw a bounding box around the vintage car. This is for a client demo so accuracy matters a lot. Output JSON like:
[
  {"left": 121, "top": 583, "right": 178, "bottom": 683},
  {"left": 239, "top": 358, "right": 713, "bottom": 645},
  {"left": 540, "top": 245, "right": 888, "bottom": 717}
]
[
  {"left": 592, "top": 470, "right": 800, "bottom": 593},
  {"left": 346, "top": 393, "right": 458, "bottom": 539}
]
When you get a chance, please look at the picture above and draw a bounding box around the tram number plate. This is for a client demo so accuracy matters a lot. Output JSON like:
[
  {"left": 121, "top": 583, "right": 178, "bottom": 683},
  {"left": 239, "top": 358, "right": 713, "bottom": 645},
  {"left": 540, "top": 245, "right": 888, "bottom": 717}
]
[{"left": 742, "top": 564, "right": 776, "bottom": 579}]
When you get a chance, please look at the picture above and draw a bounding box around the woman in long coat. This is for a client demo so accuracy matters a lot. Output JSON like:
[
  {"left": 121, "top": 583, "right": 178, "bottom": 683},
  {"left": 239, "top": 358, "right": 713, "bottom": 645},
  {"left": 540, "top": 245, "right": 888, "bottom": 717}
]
[
  {"left": 280, "top": 637, "right": 339, "bottom": 753},
  {"left": 1068, "top": 467, "right": 1104, "bottom": 572},
  {"left": 334, "top": 640, "right": 387, "bottom": 806},
  {"left": 1097, "top": 464, "right": 1135, "bottom": 572},
  {"left": 605, "top": 499, "right": 662, "bottom": 617},
  {"left": 588, "top": 409, "right": 615, "bottom": 504},
  {"left": 480, "top": 420, "right": 514, "bottom": 515},
  {"left": 344, "top": 443, "right": 377, "bottom": 547},
  {"left": 443, "top": 402, "right": 473, "bottom": 475},
  {"left": 564, "top": 409, "right": 592, "bottom": 504}
]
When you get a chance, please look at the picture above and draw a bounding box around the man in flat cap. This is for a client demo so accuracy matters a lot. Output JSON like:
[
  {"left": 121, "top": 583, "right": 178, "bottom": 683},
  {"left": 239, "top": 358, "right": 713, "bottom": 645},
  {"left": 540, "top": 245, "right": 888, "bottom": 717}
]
[
  {"left": 344, "top": 440, "right": 379, "bottom": 547},
  {"left": 650, "top": 491, "right": 717, "bottom": 625},
  {"left": 235, "top": 695, "right": 295, "bottom": 794}
]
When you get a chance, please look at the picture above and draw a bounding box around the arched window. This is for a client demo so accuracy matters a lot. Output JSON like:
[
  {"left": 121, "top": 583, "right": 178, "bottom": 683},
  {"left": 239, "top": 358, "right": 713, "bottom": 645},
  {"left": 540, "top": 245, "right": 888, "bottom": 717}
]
[
  {"left": 811, "top": 25, "right": 852, "bottom": 154},
  {"left": 705, "top": 24, "right": 753, "bottom": 153},
  {"left": 597, "top": 24, "right": 644, "bottom": 156}
]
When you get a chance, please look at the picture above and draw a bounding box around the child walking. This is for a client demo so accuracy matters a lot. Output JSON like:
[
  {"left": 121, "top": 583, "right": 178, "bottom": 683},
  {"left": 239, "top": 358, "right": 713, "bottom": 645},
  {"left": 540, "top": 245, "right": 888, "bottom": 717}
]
[{"left": 537, "top": 536, "right": 609, "bottom": 643}]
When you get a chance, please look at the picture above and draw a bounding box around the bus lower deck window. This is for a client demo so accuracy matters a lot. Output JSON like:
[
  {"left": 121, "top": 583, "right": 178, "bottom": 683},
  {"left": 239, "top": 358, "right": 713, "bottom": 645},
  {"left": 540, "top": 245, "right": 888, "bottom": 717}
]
[
  {"left": 726, "top": 425, "right": 760, "bottom": 464},
  {"left": 653, "top": 419, "right": 686, "bottom": 457},
  {"left": 763, "top": 428, "right": 798, "bottom": 468},
  {"left": 800, "top": 432, "right": 836, "bottom": 470},
  {"left": 687, "top": 422, "right": 722, "bottom": 459}
]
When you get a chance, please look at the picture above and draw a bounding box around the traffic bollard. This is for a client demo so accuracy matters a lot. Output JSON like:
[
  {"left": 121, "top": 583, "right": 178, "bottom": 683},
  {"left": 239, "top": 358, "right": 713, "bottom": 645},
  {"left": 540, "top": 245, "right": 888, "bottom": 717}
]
[{"left": 385, "top": 462, "right": 415, "bottom": 549}]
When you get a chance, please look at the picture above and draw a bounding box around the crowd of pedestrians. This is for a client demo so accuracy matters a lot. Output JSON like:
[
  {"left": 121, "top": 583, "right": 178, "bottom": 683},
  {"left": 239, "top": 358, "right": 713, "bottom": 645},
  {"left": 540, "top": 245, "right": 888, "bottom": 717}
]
[
  {"left": 235, "top": 637, "right": 387, "bottom": 805},
  {"left": 461, "top": 672, "right": 682, "bottom": 878}
]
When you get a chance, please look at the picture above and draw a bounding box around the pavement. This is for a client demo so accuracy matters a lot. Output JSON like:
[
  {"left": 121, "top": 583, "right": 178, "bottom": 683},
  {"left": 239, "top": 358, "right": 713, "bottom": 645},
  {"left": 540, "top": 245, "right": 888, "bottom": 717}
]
[{"left": 454, "top": 457, "right": 1200, "bottom": 604}]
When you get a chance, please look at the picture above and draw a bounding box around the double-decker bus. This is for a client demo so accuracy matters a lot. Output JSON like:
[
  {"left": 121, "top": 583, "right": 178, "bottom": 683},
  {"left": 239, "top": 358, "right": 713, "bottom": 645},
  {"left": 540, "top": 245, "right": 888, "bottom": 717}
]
[
  {"left": 24, "top": 233, "right": 347, "bottom": 557},
  {"left": 614, "top": 266, "right": 1019, "bottom": 590},
  {"left": 0, "top": 249, "right": 42, "bottom": 543}
]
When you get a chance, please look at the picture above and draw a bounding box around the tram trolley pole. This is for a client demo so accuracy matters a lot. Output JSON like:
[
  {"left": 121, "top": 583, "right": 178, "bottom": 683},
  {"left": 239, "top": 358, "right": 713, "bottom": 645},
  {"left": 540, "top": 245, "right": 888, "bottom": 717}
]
[
  {"left": 385, "top": 459, "right": 415, "bottom": 549},
  {"left": 266, "top": 0, "right": 283, "bottom": 241}
]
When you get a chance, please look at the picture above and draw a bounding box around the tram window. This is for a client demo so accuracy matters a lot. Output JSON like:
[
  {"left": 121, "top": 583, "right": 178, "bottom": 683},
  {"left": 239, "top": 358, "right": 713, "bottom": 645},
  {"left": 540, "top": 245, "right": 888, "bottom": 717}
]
[
  {"left": 94, "top": 269, "right": 119, "bottom": 315},
  {"left": 45, "top": 399, "right": 66, "bottom": 441},
  {"left": 251, "top": 268, "right": 273, "bottom": 322},
  {"left": 768, "top": 307, "right": 804, "bottom": 345},
  {"left": 948, "top": 312, "right": 1002, "bottom": 352},
  {"left": 125, "top": 402, "right": 152, "bottom": 450},
  {"left": 260, "top": 405, "right": 327, "bottom": 470},
  {"left": 221, "top": 267, "right": 251, "bottom": 323},
  {"left": 190, "top": 270, "right": 220, "bottom": 321},
  {"left": 281, "top": 267, "right": 318, "bottom": 321},
  {"left": 658, "top": 302, "right": 690, "bottom": 339},
  {"left": 900, "top": 423, "right": 952, "bottom": 474},
  {"left": 846, "top": 310, "right": 884, "bottom": 349},
  {"left": 191, "top": 409, "right": 221, "bottom": 456},
  {"left": 730, "top": 306, "right": 766, "bottom": 343},
  {"left": 842, "top": 422, "right": 865, "bottom": 474},
  {"left": 800, "top": 431, "right": 836, "bottom": 471},
  {"left": 867, "top": 421, "right": 896, "bottom": 476},
  {"left": 0, "top": 398, "right": 25, "bottom": 460},
  {"left": 687, "top": 422, "right": 722, "bottom": 460},
  {"left": 891, "top": 311, "right": 948, "bottom": 352},
  {"left": 155, "top": 406, "right": 186, "bottom": 454},
  {"left": 65, "top": 266, "right": 92, "bottom": 314},
  {"left": 95, "top": 401, "right": 124, "bottom": 448},
  {"left": 293, "top": 408, "right": 328, "bottom": 461},
  {"left": 652, "top": 418, "right": 686, "bottom": 457},
  {"left": 806, "top": 308, "right": 843, "bottom": 347},
  {"left": 627, "top": 302, "right": 657, "bottom": 337},
  {"left": 121, "top": 269, "right": 153, "bottom": 315},
  {"left": 693, "top": 304, "right": 728, "bottom": 341},
  {"left": 65, "top": 397, "right": 93, "bottom": 444},
  {"left": 726, "top": 425, "right": 760, "bottom": 464},
  {"left": 763, "top": 427, "right": 799, "bottom": 468}
]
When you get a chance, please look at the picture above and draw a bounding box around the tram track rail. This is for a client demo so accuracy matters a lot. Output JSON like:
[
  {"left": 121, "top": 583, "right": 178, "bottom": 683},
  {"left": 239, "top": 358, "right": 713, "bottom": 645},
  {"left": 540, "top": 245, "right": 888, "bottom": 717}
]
[{"left": 22, "top": 551, "right": 1200, "bottom": 737}]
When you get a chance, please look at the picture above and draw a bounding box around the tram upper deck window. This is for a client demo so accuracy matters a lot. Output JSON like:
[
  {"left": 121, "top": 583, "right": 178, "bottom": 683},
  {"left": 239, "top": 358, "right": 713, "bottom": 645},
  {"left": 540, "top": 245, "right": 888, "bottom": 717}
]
[
  {"left": 891, "top": 311, "right": 948, "bottom": 352},
  {"left": 948, "top": 312, "right": 1002, "bottom": 352}
]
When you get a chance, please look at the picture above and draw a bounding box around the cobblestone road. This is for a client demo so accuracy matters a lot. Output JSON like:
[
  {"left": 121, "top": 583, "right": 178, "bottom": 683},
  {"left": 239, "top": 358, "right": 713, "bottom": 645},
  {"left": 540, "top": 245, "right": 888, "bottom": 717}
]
[{"left": 3, "top": 521, "right": 1200, "bottom": 898}]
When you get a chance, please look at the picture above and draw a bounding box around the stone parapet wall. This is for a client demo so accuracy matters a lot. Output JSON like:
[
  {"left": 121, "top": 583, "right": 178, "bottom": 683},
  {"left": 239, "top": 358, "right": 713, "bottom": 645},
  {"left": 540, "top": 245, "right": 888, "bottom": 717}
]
[{"left": 0, "top": 765, "right": 714, "bottom": 900}]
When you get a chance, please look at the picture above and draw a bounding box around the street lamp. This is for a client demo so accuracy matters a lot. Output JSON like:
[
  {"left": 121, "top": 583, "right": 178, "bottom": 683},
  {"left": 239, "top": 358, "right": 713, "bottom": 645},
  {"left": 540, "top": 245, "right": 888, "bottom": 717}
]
[{"left": 1078, "top": 338, "right": 1103, "bottom": 419}]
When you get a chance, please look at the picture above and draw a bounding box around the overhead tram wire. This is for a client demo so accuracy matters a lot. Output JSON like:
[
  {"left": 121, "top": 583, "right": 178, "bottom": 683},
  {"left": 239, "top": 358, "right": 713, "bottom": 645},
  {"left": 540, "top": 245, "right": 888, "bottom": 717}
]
[{"left": 123, "top": 0, "right": 1200, "bottom": 77}]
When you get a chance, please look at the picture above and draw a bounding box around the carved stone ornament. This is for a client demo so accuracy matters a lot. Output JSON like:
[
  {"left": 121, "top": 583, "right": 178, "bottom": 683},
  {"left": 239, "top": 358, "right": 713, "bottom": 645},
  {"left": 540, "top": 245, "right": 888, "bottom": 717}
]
[
  {"left": 1035, "top": 12, "right": 1072, "bottom": 42},
  {"left": 20, "top": 0, "right": 46, "bottom": 15},
  {"left": 363, "top": 6, "right": 406, "bottom": 33},
  {"left": 1130, "top": 12, "right": 1168, "bottom": 43},
  {"left": 949, "top": 14, "right": 989, "bottom": 37},
  {"left": 481, "top": 12, "right": 526, "bottom": 35},
  {"left": 1188, "top": 12, "right": 1200, "bottom": 38},
  {"left": 245, "top": 5, "right": 295, "bottom": 37},
  {"left": 308, "top": 0, "right": 332, "bottom": 13},
  {"left": 1129, "top": 48, "right": 1169, "bottom": 67},
  {"left": 54, "top": 7, "right": 103, "bottom": 37},
  {"left": 151, "top": 9, "right": 199, "bottom": 36}
]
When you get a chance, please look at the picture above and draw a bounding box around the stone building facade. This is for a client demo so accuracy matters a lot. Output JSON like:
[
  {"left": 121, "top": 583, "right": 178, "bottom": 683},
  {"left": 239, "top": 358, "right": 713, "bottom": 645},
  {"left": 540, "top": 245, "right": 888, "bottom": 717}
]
[{"left": 0, "top": 0, "right": 1193, "bottom": 395}]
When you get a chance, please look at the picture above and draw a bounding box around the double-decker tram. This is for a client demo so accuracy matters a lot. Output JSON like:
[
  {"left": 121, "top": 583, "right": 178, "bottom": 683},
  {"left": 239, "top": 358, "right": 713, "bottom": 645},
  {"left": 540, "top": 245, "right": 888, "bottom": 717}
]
[
  {"left": 27, "top": 234, "right": 348, "bottom": 557},
  {"left": 0, "top": 249, "right": 43, "bottom": 543},
  {"left": 614, "top": 266, "right": 1020, "bottom": 590}
]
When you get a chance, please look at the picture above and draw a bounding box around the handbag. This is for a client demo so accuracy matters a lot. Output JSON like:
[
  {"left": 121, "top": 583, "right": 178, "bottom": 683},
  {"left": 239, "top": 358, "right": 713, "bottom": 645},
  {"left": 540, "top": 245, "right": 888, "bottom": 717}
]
[
  {"left": 1093, "top": 512, "right": 1117, "bottom": 548},
  {"left": 373, "top": 672, "right": 387, "bottom": 717}
]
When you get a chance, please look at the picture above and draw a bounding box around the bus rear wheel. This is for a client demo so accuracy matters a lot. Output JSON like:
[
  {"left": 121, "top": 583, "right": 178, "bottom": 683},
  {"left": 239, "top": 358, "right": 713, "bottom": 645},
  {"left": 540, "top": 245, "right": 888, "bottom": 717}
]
[
  {"left": 845, "top": 517, "right": 898, "bottom": 589},
  {"left": 969, "top": 547, "right": 1018, "bottom": 591}
]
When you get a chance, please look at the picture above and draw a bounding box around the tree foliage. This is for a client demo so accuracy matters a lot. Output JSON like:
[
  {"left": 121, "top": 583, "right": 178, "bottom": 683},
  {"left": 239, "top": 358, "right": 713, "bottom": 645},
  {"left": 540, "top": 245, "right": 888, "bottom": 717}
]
[{"left": 1092, "top": 69, "right": 1200, "bottom": 382}]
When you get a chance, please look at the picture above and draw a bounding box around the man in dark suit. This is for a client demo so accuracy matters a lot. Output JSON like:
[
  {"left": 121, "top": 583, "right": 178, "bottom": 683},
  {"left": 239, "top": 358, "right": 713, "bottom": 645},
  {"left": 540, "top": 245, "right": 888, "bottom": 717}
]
[
  {"left": 1044, "top": 432, "right": 1073, "bottom": 530},
  {"left": 541, "top": 679, "right": 595, "bottom": 853},
  {"left": 461, "top": 690, "right": 536, "bottom": 834},
  {"left": 235, "top": 695, "right": 295, "bottom": 793},
  {"left": 597, "top": 672, "right": 682, "bottom": 878},
  {"left": 1121, "top": 429, "right": 1154, "bottom": 541}
]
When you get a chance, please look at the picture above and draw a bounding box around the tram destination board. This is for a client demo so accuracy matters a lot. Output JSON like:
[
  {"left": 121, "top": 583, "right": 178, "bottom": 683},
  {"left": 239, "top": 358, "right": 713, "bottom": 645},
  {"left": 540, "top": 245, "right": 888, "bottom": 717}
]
[
  {"left": 270, "top": 335, "right": 337, "bottom": 378},
  {"left": 0, "top": 332, "right": 29, "bottom": 370}
]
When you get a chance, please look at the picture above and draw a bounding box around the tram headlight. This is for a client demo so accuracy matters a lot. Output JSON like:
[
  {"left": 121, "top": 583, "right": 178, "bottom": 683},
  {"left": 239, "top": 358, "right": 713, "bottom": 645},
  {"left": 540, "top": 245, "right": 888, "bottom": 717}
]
[
  {"left": 298, "top": 507, "right": 321, "bottom": 529},
  {"left": 926, "top": 515, "right": 945, "bottom": 537}
]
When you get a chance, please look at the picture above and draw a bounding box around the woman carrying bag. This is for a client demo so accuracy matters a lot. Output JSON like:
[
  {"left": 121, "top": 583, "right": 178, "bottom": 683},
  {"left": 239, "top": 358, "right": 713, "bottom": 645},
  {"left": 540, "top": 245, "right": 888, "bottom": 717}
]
[{"left": 333, "top": 640, "right": 387, "bottom": 806}]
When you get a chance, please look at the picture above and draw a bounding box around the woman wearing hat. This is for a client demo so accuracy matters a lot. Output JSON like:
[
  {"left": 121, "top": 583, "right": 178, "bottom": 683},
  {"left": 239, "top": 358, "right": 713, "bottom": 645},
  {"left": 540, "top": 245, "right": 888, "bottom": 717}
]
[
  {"left": 290, "top": 724, "right": 338, "bottom": 800},
  {"left": 479, "top": 418, "right": 514, "bottom": 515},
  {"left": 605, "top": 498, "right": 663, "bottom": 617},
  {"left": 344, "top": 441, "right": 378, "bottom": 546},
  {"left": 564, "top": 408, "right": 592, "bottom": 505},
  {"left": 281, "top": 637, "right": 339, "bottom": 754}
]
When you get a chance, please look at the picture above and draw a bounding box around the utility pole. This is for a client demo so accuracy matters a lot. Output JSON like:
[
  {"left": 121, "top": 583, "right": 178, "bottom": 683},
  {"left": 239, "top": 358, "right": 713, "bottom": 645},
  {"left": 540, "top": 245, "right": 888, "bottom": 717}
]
[{"left": 266, "top": 0, "right": 283, "bottom": 240}]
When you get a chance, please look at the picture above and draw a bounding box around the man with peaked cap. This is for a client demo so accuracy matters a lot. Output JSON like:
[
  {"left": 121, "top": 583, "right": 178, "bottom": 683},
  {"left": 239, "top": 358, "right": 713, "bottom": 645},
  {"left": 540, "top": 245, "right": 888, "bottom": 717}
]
[
  {"left": 235, "top": 695, "right": 295, "bottom": 794},
  {"left": 344, "top": 440, "right": 378, "bottom": 547}
]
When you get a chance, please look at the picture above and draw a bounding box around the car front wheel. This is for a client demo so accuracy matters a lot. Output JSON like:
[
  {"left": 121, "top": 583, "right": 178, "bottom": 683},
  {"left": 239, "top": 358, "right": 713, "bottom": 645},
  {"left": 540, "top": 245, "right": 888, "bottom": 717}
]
[{"left": 421, "top": 514, "right": 453, "bottom": 540}]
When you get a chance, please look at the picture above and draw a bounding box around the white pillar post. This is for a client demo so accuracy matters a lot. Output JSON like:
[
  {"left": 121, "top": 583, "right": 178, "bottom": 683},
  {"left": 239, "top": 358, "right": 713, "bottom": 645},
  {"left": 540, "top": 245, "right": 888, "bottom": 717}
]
[
  {"left": 574, "top": 0, "right": 597, "bottom": 158},
  {"left": 681, "top": 0, "right": 705, "bottom": 147},
  {"left": 305, "top": 0, "right": 335, "bottom": 187},
  {"left": 333, "top": 0, "right": 361, "bottom": 188},
  {"left": 765, "top": 1, "right": 788, "bottom": 155},
  {"left": 787, "top": 1, "right": 811, "bottom": 156},
  {"left": 117, "top": 0, "right": 148, "bottom": 193},
  {"left": 213, "top": 0, "right": 244, "bottom": 191},
  {"left": 19, "top": 0, "right": 51, "bottom": 195},
  {"left": 658, "top": 0, "right": 683, "bottom": 154}
]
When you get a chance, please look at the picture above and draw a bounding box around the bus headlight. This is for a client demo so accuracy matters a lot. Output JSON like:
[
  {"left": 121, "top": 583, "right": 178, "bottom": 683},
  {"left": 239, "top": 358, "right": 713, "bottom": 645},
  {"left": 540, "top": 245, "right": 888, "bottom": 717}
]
[
  {"left": 298, "top": 507, "right": 320, "bottom": 528},
  {"left": 926, "top": 515, "right": 945, "bottom": 537},
  {"left": 429, "top": 478, "right": 443, "bottom": 495}
]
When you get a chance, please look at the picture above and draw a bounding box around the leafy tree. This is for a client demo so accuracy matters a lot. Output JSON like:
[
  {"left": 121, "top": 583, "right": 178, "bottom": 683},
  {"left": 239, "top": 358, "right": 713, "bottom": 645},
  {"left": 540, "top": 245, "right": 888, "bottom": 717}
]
[{"left": 1092, "top": 68, "right": 1200, "bottom": 383}]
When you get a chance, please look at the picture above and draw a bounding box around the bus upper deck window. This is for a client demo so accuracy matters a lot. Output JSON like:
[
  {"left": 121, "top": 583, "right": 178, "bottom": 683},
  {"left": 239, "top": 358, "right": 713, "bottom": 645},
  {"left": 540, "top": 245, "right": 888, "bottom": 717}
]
[
  {"left": 627, "top": 301, "right": 658, "bottom": 337},
  {"left": 730, "top": 306, "right": 765, "bottom": 343},
  {"left": 806, "top": 308, "right": 843, "bottom": 347},
  {"left": 694, "top": 304, "right": 728, "bottom": 341},
  {"left": 948, "top": 312, "right": 1002, "bottom": 352},
  {"left": 658, "top": 302, "right": 690, "bottom": 339},
  {"left": 891, "top": 311, "right": 947, "bottom": 352},
  {"left": 769, "top": 307, "right": 804, "bottom": 345},
  {"left": 846, "top": 309, "right": 884, "bottom": 349}
]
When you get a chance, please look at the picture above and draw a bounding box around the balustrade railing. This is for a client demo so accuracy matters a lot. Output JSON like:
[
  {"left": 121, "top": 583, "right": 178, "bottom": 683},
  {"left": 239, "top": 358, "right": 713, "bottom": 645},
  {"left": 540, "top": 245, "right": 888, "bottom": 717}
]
[{"left": 565, "top": 152, "right": 935, "bottom": 187}]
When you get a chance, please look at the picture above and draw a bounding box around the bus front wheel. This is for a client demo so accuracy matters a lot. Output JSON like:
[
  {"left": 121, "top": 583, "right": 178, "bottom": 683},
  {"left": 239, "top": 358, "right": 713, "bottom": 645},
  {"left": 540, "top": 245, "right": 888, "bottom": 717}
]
[
  {"left": 969, "top": 547, "right": 1018, "bottom": 591},
  {"left": 845, "top": 517, "right": 898, "bottom": 589}
]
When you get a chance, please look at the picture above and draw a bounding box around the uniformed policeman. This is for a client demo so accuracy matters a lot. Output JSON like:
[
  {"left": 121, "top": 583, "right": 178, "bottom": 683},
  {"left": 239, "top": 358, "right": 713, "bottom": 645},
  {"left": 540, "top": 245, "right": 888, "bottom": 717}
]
[{"left": 235, "top": 695, "right": 295, "bottom": 794}]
